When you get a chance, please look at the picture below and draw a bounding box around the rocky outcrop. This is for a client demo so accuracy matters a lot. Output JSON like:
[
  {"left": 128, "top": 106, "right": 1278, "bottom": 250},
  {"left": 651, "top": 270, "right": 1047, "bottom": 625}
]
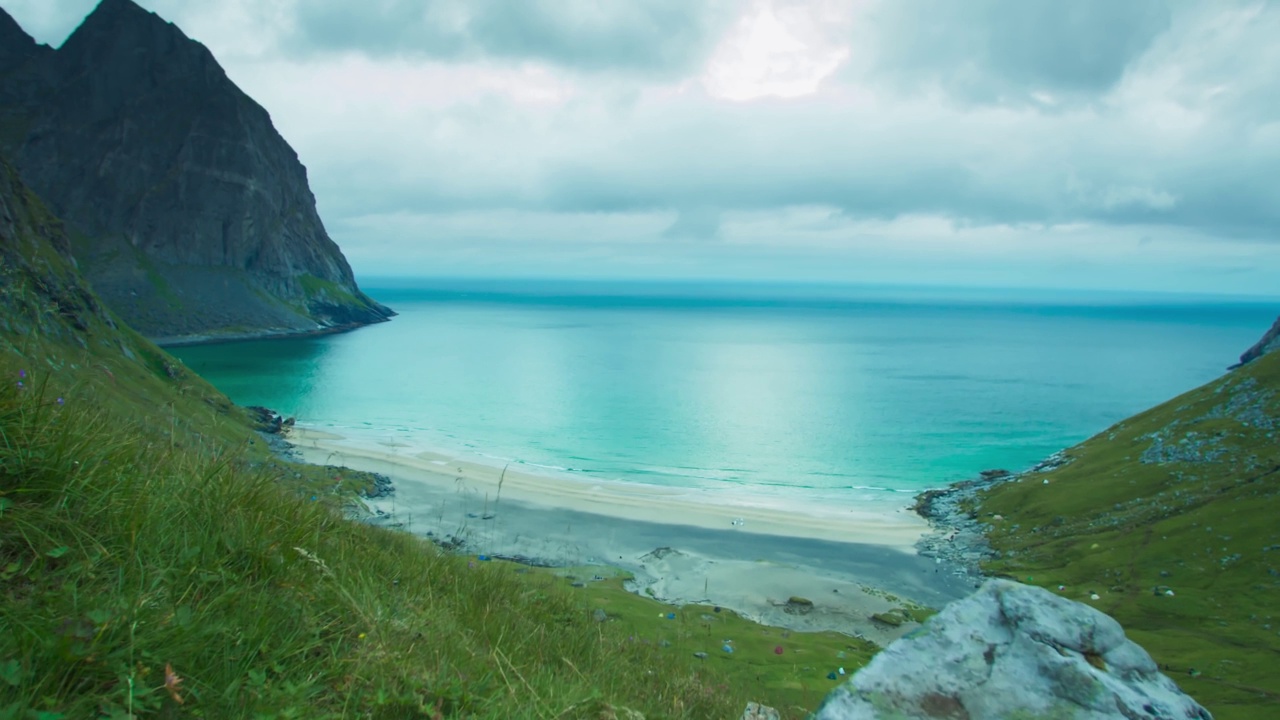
[
  {"left": 813, "top": 580, "right": 1210, "bottom": 720},
  {"left": 0, "top": 153, "right": 115, "bottom": 345},
  {"left": 0, "top": 0, "right": 392, "bottom": 342},
  {"left": 1237, "top": 316, "right": 1280, "bottom": 367}
]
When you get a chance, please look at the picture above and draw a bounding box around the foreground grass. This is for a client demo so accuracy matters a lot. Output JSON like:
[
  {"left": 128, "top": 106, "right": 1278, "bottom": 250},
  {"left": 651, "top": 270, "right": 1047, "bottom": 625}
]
[
  {"left": 0, "top": 356, "right": 886, "bottom": 719},
  {"left": 974, "top": 350, "right": 1280, "bottom": 720}
]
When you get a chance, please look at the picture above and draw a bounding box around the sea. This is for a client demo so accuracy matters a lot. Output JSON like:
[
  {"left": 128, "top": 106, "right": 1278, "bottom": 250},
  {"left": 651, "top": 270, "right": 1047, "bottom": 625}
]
[{"left": 171, "top": 279, "right": 1277, "bottom": 514}]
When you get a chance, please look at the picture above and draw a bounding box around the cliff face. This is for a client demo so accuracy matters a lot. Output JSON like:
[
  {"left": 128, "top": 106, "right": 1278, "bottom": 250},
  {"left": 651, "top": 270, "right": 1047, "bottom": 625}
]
[
  {"left": 0, "top": 0, "right": 392, "bottom": 342},
  {"left": 0, "top": 153, "right": 114, "bottom": 345},
  {"left": 1238, "top": 316, "right": 1280, "bottom": 366}
]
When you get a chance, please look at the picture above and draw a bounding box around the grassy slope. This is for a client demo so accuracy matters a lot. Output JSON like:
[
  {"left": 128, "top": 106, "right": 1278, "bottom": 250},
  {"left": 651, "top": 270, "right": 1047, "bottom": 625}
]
[
  {"left": 1, "top": 159, "right": 877, "bottom": 718},
  {"left": 976, "top": 350, "right": 1280, "bottom": 720}
]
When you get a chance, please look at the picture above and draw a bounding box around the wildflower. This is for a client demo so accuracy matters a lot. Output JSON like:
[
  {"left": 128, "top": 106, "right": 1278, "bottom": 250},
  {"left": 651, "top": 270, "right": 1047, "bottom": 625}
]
[
  {"left": 15, "top": 381, "right": 22, "bottom": 389},
  {"left": 56, "top": 397, "right": 64, "bottom": 405},
  {"left": 18, "top": 370, "right": 25, "bottom": 379},
  {"left": 164, "top": 663, "right": 184, "bottom": 704}
]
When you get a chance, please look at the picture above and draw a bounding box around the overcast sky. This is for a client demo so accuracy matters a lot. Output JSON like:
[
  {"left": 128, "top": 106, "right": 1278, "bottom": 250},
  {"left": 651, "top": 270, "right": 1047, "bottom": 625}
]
[{"left": 7, "top": 0, "right": 1280, "bottom": 296}]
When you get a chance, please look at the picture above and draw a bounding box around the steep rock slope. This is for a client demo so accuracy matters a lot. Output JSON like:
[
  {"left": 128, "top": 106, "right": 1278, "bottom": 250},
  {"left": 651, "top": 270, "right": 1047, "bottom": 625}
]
[
  {"left": 0, "top": 0, "right": 392, "bottom": 342},
  {"left": 1238, "top": 316, "right": 1280, "bottom": 366},
  {"left": 971, "top": 351, "right": 1280, "bottom": 719}
]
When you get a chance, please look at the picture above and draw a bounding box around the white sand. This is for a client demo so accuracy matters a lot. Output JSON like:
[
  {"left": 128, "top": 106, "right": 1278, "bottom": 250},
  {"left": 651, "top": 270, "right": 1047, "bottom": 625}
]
[
  {"left": 290, "top": 426, "right": 969, "bottom": 640},
  {"left": 291, "top": 427, "right": 930, "bottom": 551}
]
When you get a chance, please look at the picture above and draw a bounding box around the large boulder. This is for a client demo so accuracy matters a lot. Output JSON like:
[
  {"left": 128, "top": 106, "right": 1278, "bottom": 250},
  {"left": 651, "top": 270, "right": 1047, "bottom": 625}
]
[{"left": 814, "top": 580, "right": 1210, "bottom": 720}]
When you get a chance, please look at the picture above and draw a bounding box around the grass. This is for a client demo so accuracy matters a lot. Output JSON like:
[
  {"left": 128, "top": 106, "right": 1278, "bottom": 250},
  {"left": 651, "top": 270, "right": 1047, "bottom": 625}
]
[
  {"left": 0, "top": 361, "right": 815, "bottom": 719},
  {"left": 3, "top": 157, "right": 883, "bottom": 717},
  {"left": 973, "top": 350, "right": 1280, "bottom": 720},
  {"left": 298, "top": 275, "right": 370, "bottom": 312}
]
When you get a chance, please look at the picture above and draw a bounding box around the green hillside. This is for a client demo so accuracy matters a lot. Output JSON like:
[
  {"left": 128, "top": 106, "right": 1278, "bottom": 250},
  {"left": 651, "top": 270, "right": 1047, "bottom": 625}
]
[
  {"left": 976, "top": 349, "right": 1280, "bottom": 720},
  {"left": 1, "top": 156, "right": 878, "bottom": 718}
]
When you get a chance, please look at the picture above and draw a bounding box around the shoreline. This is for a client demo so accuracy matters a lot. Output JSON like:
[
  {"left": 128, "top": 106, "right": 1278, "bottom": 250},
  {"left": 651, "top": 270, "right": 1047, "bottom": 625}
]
[
  {"left": 911, "top": 451, "right": 1073, "bottom": 585},
  {"left": 286, "top": 425, "right": 974, "bottom": 641},
  {"left": 290, "top": 426, "right": 932, "bottom": 551},
  {"left": 153, "top": 314, "right": 394, "bottom": 348}
]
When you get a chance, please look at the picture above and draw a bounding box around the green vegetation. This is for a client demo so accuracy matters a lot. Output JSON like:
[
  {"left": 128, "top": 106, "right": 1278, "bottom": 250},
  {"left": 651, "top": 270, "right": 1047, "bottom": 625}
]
[
  {"left": 974, "top": 350, "right": 1280, "bottom": 720},
  {"left": 0, "top": 354, "right": 878, "bottom": 718},
  {"left": 299, "top": 274, "right": 370, "bottom": 312},
  {"left": 549, "top": 567, "right": 878, "bottom": 715},
  {"left": 1, "top": 159, "right": 872, "bottom": 718}
]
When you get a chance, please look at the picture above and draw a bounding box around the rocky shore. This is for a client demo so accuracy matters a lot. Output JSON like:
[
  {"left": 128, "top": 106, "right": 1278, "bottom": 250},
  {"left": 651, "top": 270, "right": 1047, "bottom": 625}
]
[{"left": 912, "top": 451, "right": 1073, "bottom": 588}]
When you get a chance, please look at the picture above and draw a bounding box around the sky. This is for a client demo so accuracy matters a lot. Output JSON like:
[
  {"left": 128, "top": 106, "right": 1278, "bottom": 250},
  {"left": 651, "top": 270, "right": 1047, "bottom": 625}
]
[{"left": 6, "top": 0, "right": 1280, "bottom": 296}]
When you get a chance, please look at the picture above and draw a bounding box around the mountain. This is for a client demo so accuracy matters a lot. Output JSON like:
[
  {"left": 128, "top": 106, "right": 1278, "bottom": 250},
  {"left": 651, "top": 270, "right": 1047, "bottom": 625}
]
[
  {"left": 1238, "top": 316, "right": 1280, "bottom": 366},
  {"left": 0, "top": 0, "right": 392, "bottom": 342}
]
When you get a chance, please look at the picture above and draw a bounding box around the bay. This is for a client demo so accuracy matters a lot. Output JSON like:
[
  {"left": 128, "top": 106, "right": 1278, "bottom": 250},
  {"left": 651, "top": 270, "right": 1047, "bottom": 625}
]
[{"left": 172, "top": 280, "right": 1276, "bottom": 512}]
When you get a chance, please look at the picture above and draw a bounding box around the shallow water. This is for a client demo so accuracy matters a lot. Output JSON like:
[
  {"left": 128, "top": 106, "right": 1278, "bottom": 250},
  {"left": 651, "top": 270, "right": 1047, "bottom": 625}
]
[{"left": 172, "top": 279, "right": 1276, "bottom": 512}]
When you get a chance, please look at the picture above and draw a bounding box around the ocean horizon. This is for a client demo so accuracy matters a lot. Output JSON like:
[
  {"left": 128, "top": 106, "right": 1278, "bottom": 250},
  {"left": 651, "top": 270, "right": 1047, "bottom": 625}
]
[{"left": 172, "top": 279, "right": 1278, "bottom": 514}]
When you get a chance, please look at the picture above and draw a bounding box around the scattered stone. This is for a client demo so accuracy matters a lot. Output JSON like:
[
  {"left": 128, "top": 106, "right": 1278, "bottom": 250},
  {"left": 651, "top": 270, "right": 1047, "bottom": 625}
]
[
  {"left": 812, "top": 580, "right": 1212, "bottom": 720},
  {"left": 783, "top": 596, "right": 814, "bottom": 615},
  {"left": 693, "top": 652, "right": 708, "bottom": 660},
  {"left": 641, "top": 546, "right": 680, "bottom": 561},
  {"left": 870, "top": 608, "right": 912, "bottom": 627},
  {"left": 570, "top": 582, "right": 585, "bottom": 588},
  {"left": 246, "top": 405, "right": 284, "bottom": 433},
  {"left": 592, "top": 609, "right": 608, "bottom": 623},
  {"left": 739, "top": 702, "right": 780, "bottom": 720}
]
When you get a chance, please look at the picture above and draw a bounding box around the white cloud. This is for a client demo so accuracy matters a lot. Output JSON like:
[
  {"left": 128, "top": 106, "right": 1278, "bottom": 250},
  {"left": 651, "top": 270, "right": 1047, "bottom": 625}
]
[
  {"left": 6, "top": 0, "right": 1280, "bottom": 295},
  {"left": 701, "top": 0, "right": 850, "bottom": 101}
]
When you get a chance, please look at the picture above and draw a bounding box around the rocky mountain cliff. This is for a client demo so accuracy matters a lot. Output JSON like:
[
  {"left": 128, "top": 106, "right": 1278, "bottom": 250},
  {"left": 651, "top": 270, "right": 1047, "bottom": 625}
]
[
  {"left": 1238, "top": 316, "right": 1280, "bottom": 366},
  {"left": 0, "top": 0, "right": 392, "bottom": 342}
]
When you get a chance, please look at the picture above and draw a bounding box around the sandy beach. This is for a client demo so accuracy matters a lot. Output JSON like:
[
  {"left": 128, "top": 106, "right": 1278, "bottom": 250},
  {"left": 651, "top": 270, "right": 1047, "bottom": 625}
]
[{"left": 290, "top": 426, "right": 971, "bottom": 642}]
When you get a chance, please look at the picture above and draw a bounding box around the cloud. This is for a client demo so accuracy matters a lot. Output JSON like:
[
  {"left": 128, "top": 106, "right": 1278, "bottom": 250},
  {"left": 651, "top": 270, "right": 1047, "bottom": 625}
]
[
  {"left": 4, "top": 0, "right": 1278, "bottom": 295},
  {"left": 663, "top": 207, "right": 723, "bottom": 240},
  {"left": 862, "top": 0, "right": 1172, "bottom": 105},
  {"left": 283, "top": 0, "right": 745, "bottom": 75}
]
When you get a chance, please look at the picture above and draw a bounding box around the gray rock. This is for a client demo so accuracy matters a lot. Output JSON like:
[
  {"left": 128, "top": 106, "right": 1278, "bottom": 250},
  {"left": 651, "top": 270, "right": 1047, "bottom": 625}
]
[
  {"left": 592, "top": 608, "right": 608, "bottom": 623},
  {"left": 814, "top": 580, "right": 1211, "bottom": 720},
  {"left": 1, "top": 0, "right": 393, "bottom": 341},
  {"left": 739, "top": 701, "right": 780, "bottom": 720}
]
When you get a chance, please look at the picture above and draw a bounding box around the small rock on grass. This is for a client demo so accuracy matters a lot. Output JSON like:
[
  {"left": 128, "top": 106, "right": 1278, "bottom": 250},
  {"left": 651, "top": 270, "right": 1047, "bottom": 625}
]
[
  {"left": 740, "top": 702, "right": 781, "bottom": 720},
  {"left": 693, "top": 651, "right": 709, "bottom": 660},
  {"left": 592, "top": 608, "right": 608, "bottom": 622}
]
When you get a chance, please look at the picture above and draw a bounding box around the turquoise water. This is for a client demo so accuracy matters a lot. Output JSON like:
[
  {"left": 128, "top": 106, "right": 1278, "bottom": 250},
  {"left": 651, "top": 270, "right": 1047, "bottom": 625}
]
[{"left": 172, "top": 280, "right": 1277, "bottom": 511}]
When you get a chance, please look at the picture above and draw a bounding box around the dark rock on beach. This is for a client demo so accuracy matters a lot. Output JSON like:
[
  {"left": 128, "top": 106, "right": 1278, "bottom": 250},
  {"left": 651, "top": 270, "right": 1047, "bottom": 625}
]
[
  {"left": 247, "top": 406, "right": 285, "bottom": 434},
  {"left": 914, "top": 452, "right": 1074, "bottom": 586},
  {"left": 0, "top": 0, "right": 393, "bottom": 342},
  {"left": 360, "top": 473, "right": 395, "bottom": 500}
]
